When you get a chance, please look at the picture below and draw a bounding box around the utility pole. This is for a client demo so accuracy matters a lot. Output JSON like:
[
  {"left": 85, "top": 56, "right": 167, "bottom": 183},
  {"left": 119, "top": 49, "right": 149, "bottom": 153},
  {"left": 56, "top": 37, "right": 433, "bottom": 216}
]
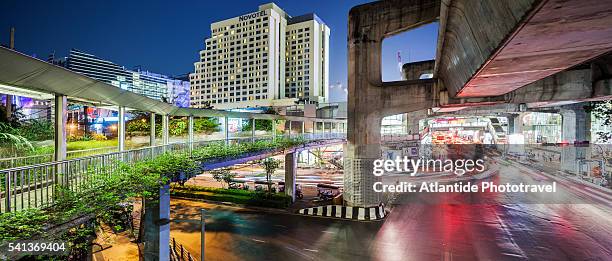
[
  {"left": 200, "top": 208, "right": 206, "bottom": 261},
  {"left": 5, "top": 27, "right": 15, "bottom": 121}
]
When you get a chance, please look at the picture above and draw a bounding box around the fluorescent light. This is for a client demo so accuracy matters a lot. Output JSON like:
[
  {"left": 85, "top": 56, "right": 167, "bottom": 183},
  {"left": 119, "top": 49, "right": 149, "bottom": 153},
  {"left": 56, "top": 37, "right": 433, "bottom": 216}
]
[{"left": 0, "top": 83, "right": 54, "bottom": 100}]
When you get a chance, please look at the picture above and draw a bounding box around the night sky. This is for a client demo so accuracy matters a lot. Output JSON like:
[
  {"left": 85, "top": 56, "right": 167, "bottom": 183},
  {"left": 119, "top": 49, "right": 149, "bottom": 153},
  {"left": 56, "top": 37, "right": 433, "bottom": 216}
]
[{"left": 0, "top": 0, "right": 438, "bottom": 102}]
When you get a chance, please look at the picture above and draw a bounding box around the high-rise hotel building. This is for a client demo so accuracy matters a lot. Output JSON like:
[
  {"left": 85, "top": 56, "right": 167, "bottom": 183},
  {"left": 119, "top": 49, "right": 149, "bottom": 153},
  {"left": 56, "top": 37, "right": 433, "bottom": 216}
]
[{"left": 189, "top": 3, "right": 329, "bottom": 109}]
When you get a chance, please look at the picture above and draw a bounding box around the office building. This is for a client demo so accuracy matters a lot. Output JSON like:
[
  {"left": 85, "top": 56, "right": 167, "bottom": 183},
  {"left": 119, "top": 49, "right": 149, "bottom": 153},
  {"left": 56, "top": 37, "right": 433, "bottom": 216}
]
[
  {"left": 51, "top": 49, "right": 189, "bottom": 107},
  {"left": 189, "top": 3, "right": 329, "bottom": 109}
]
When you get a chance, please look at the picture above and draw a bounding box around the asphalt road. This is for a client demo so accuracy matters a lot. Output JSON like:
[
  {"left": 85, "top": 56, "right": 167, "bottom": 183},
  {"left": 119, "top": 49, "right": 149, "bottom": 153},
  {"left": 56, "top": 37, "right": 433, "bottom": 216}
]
[{"left": 170, "top": 161, "right": 612, "bottom": 261}]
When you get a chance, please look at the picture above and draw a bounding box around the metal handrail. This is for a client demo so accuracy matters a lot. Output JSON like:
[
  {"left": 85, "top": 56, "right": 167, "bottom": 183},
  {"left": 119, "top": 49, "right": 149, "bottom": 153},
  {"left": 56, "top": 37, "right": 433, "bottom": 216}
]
[
  {"left": 0, "top": 133, "right": 346, "bottom": 213},
  {"left": 0, "top": 146, "right": 119, "bottom": 170}
]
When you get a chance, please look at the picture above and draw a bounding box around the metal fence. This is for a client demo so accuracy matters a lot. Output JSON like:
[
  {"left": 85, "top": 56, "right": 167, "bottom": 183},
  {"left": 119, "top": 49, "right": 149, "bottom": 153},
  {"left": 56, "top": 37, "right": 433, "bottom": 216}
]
[
  {"left": 0, "top": 146, "right": 119, "bottom": 170},
  {"left": 170, "top": 237, "right": 197, "bottom": 261},
  {"left": 0, "top": 133, "right": 346, "bottom": 213}
]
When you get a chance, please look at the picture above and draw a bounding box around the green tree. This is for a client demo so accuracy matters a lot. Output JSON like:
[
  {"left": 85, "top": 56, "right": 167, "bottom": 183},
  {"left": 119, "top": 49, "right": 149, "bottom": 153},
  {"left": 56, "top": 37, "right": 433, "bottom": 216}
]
[
  {"left": 127, "top": 115, "right": 220, "bottom": 137},
  {"left": 241, "top": 107, "right": 279, "bottom": 132},
  {"left": 0, "top": 122, "right": 33, "bottom": 151},
  {"left": 211, "top": 168, "right": 236, "bottom": 188},
  {"left": 194, "top": 118, "right": 220, "bottom": 134},
  {"left": 242, "top": 119, "right": 278, "bottom": 131},
  {"left": 589, "top": 101, "right": 612, "bottom": 142},
  {"left": 260, "top": 157, "right": 280, "bottom": 193},
  {"left": 19, "top": 119, "right": 54, "bottom": 141}
]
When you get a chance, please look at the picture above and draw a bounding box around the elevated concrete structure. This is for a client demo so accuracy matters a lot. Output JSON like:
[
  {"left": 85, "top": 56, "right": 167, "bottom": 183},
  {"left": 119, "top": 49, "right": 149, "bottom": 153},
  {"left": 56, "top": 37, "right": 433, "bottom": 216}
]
[
  {"left": 437, "top": 0, "right": 612, "bottom": 98},
  {"left": 345, "top": 0, "right": 612, "bottom": 207},
  {"left": 344, "top": 0, "right": 439, "bottom": 207},
  {"left": 439, "top": 63, "right": 612, "bottom": 108},
  {"left": 402, "top": 60, "right": 434, "bottom": 80},
  {"left": 284, "top": 152, "right": 297, "bottom": 201}
]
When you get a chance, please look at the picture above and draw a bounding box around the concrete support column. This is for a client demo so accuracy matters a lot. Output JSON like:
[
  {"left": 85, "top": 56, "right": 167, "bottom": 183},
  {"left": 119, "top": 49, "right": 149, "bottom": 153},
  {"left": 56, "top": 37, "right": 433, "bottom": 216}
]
[
  {"left": 301, "top": 121, "right": 305, "bottom": 138},
  {"left": 560, "top": 107, "right": 591, "bottom": 174},
  {"left": 224, "top": 116, "right": 229, "bottom": 145},
  {"left": 514, "top": 113, "right": 527, "bottom": 135},
  {"left": 406, "top": 110, "right": 428, "bottom": 135},
  {"left": 118, "top": 106, "right": 126, "bottom": 152},
  {"left": 251, "top": 118, "right": 256, "bottom": 142},
  {"left": 54, "top": 95, "right": 67, "bottom": 162},
  {"left": 142, "top": 183, "right": 171, "bottom": 260},
  {"left": 344, "top": 0, "right": 437, "bottom": 207},
  {"left": 284, "top": 152, "right": 297, "bottom": 202},
  {"left": 506, "top": 114, "right": 517, "bottom": 134},
  {"left": 161, "top": 115, "right": 169, "bottom": 145},
  {"left": 5, "top": 95, "right": 13, "bottom": 122},
  {"left": 188, "top": 115, "right": 194, "bottom": 152},
  {"left": 150, "top": 113, "right": 156, "bottom": 146},
  {"left": 288, "top": 121, "right": 292, "bottom": 138}
]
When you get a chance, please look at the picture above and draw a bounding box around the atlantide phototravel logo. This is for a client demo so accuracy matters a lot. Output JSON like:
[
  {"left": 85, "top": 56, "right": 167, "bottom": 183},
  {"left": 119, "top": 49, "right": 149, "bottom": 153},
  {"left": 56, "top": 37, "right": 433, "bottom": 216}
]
[{"left": 371, "top": 156, "right": 557, "bottom": 194}]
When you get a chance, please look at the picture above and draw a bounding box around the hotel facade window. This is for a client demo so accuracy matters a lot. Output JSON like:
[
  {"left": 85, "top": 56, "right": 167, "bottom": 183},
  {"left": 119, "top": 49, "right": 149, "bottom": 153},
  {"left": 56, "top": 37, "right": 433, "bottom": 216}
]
[{"left": 189, "top": 3, "right": 329, "bottom": 109}]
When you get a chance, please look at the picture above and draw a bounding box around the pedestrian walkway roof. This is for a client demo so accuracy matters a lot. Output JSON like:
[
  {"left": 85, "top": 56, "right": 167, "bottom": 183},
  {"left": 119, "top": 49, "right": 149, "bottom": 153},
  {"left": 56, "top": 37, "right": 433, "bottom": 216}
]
[{"left": 0, "top": 47, "right": 343, "bottom": 123}]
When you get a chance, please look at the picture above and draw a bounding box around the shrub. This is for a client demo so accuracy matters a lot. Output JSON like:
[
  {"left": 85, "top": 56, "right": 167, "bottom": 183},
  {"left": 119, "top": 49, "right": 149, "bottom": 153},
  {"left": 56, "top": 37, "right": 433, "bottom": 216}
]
[
  {"left": 91, "top": 133, "right": 107, "bottom": 141},
  {"left": 19, "top": 119, "right": 54, "bottom": 141},
  {"left": 0, "top": 209, "right": 48, "bottom": 241},
  {"left": 170, "top": 186, "right": 291, "bottom": 208},
  {"left": 210, "top": 168, "right": 236, "bottom": 188}
]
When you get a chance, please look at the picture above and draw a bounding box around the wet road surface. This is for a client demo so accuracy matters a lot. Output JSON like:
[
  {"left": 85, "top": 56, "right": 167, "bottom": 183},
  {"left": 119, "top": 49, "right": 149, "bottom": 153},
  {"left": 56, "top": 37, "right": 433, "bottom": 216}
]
[{"left": 171, "top": 160, "right": 612, "bottom": 260}]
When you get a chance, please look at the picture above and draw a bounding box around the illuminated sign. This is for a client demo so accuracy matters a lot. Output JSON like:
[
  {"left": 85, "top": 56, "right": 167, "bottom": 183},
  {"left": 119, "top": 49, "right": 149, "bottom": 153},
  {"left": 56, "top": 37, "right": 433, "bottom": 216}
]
[{"left": 239, "top": 11, "right": 266, "bottom": 22}]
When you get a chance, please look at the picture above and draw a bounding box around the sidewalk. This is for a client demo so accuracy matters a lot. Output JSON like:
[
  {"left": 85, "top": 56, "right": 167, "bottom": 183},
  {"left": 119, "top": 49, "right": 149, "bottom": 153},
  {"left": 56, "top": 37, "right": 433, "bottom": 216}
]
[{"left": 522, "top": 158, "right": 611, "bottom": 192}]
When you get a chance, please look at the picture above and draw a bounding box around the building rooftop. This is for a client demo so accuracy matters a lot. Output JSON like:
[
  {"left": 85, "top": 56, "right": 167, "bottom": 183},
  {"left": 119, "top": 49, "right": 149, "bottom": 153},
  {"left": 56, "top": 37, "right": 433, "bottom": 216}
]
[{"left": 288, "top": 13, "right": 325, "bottom": 25}]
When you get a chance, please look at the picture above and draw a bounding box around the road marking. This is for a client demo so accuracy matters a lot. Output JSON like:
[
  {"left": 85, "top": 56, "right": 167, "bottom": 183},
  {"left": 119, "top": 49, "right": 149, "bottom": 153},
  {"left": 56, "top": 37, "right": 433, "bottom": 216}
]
[
  {"left": 582, "top": 187, "right": 612, "bottom": 201},
  {"left": 251, "top": 238, "right": 267, "bottom": 243},
  {"left": 494, "top": 214, "right": 527, "bottom": 259},
  {"left": 322, "top": 230, "right": 335, "bottom": 234},
  {"left": 303, "top": 248, "right": 319, "bottom": 252}
]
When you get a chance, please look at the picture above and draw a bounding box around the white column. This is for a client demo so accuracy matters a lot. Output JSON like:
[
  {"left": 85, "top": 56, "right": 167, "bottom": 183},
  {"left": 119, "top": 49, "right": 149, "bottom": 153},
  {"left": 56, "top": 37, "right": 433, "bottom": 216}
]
[
  {"left": 251, "top": 118, "right": 256, "bottom": 142},
  {"left": 188, "top": 115, "right": 194, "bottom": 151},
  {"left": 162, "top": 115, "right": 169, "bottom": 145},
  {"left": 288, "top": 121, "right": 292, "bottom": 139},
  {"left": 54, "top": 95, "right": 67, "bottom": 161},
  {"left": 150, "top": 113, "right": 156, "bottom": 146},
  {"left": 224, "top": 116, "right": 229, "bottom": 145},
  {"left": 118, "top": 106, "right": 126, "bottom": 152},
  {"left": 301, "top": 121, "right": 305, "bottom": 138}
]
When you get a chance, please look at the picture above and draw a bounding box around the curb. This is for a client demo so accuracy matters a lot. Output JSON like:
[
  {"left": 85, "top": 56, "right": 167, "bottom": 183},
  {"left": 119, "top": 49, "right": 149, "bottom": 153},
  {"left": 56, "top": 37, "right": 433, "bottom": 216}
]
[{"left": 296, "top": 204, "right": 387, "bottom": 221}]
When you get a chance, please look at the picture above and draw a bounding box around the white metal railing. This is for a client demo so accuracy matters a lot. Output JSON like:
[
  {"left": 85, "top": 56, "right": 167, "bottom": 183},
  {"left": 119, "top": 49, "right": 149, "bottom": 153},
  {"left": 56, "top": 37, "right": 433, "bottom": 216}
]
[
  {"left": 0, "top": 133, "right": 346, "bottom": 213},
  {"left": 0, "top": 146, "right": 119, "bottom": 170},
  {"left": 381, "top": 134, "right": 421, "bottom": 142}
]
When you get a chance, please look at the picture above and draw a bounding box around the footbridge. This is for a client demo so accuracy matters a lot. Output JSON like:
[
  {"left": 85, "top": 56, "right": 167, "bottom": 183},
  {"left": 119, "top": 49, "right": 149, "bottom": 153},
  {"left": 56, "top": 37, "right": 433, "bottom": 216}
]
[{"left": 0, "top": 46, "right": 347, "bottom": 213}]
